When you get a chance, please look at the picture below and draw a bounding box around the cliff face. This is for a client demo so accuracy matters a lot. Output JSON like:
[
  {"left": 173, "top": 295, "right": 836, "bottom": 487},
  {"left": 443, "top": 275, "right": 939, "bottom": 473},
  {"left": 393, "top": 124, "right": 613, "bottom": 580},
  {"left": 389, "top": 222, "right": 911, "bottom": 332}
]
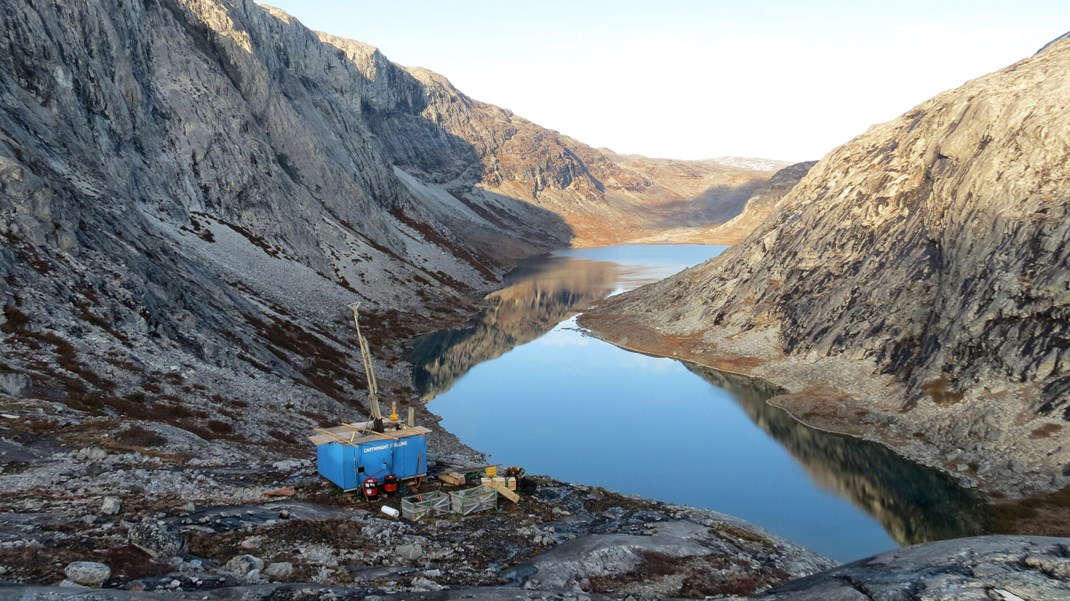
[
  {"left": 587, "top": 36, "right": 1070, "bottom": 495},
  {"left": 0, "top": 0, "right": 775, "bottom": 441}
]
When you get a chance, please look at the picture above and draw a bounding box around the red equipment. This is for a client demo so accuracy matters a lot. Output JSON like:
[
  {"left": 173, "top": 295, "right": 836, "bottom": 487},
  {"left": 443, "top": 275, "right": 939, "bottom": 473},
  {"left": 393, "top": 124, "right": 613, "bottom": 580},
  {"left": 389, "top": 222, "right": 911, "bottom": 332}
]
[
  {"left": 383, "top": 474, "right": 399, "bottom": 495},
  {"left": 362, "top": 477, "right": 380, "bottom": 500}
]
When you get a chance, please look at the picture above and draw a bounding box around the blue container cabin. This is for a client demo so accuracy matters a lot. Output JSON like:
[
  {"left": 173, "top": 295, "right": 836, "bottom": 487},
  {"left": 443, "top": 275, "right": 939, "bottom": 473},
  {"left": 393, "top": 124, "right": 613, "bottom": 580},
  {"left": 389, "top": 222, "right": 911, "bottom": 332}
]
[{"left": 310, "top": 424, "right": 431, "bottom": 491}]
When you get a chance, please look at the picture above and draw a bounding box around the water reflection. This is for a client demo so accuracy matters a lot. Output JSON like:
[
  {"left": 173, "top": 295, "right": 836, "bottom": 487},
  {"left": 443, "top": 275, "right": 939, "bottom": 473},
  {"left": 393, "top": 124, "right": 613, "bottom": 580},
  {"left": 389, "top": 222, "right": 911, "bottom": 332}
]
[
  {"left": 411, "top": 245, "right": 984, "bottom": 559},
  {"left": 409, "top": 255, "right": 619, "bottom": 400},
  {"left": 685, "top": 365, "right": 985, "bottom": 546}
]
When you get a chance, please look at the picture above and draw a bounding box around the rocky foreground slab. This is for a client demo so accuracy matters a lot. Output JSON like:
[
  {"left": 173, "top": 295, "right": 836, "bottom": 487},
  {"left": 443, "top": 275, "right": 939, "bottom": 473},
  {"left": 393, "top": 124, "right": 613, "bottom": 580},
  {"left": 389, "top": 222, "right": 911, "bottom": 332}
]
[{"left": 0, "top": 536, "right": 1066, "bottom": 600}]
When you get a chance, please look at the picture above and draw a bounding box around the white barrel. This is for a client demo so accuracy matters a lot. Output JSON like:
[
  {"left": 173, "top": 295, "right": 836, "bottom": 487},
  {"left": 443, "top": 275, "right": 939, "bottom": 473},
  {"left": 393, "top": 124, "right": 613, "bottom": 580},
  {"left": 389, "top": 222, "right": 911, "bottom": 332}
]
[{"left": 380, "top": 505, "right": 400, "bottom": 518}]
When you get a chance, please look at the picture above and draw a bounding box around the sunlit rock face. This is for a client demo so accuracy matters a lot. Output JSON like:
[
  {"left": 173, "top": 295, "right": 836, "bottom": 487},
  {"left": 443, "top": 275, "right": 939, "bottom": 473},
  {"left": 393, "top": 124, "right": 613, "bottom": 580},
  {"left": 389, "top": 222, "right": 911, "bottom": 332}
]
[{"left": 592, "top": 36, "right": 1070, "bottom": 495}]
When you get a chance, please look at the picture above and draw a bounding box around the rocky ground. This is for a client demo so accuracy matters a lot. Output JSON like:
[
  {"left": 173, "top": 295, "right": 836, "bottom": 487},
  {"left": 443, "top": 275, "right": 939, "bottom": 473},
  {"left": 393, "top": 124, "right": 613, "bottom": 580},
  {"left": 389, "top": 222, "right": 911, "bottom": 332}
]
[
  {"left": 757, "top": 536, "right": 1070, "bottom": 601},
  {"left": 3, "top": 388, "right": 1069, "bottom": 600},
  {"left": 0, "top": 394, "right": 833, "bottom": 598}
]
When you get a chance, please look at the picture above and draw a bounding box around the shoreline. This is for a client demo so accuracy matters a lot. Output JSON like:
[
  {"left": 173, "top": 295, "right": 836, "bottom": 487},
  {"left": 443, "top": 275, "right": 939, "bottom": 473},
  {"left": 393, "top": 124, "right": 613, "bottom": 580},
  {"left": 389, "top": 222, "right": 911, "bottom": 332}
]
[{"left": 576, "top": 308, "right": 1070, "bottom": 524}]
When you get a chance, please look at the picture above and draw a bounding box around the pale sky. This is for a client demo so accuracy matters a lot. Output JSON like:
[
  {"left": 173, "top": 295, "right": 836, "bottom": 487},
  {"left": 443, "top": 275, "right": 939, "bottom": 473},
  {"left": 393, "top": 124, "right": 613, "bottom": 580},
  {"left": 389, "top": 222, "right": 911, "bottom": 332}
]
[{"left": 264, "top": 1, "right": 1068, "bottom": 162}]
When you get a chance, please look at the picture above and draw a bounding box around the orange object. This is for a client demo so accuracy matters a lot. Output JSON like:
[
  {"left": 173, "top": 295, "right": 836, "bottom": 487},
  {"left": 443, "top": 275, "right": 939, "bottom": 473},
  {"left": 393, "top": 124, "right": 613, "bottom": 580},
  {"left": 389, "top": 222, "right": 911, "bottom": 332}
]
[{"left": 262, "top": 486, "right": 296, "bottom": 498}]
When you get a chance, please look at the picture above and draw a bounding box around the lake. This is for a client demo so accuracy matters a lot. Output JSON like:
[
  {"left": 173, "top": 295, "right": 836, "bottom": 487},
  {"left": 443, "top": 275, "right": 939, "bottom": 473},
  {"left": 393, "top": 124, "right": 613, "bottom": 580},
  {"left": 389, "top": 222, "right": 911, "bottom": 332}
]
[{"left": 409, "top": 244, "right": 983, "bottom": 562}]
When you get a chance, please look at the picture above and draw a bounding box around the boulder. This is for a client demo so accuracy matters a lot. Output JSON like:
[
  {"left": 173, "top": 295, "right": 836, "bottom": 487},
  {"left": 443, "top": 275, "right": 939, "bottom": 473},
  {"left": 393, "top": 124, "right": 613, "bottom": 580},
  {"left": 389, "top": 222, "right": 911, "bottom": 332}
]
[
  {"left": 395, "top": 543, "right": 424, "bottom": 561},
  {"left": 263, "top": 562, "right": 294, "bottom": 580},
  {"left": 100, "top": 496, "right": 121, "bottom": 516},
  {"left": 75, "top": 447, "right": 107, "bottom": 461},
  {"left": 128, "top": 518, "right": 186, "bottom": 559},
  {"left": 0, "top": 372, "right": 31, "bottom": 397},
  {"left": 239, "top": 536, "right": 263, "bottom": 550},
  {"left": 224, "top": 554, "right": 264, "bottom": 576},
  {"left": 410, "top": 576, "right": 446, "bottom": 591},
  {"left": 63, "top": 561, "right": 111, "bottom": 587}
]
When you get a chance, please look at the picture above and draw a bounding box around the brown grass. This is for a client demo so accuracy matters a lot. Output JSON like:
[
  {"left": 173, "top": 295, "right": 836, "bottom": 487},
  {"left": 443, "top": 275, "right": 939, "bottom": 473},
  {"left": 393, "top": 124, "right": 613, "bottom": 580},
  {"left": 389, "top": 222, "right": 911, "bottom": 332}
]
[
  {"left": 114, "top": 425, "right": 168, "bottom": 448},
  {"left": 586, "top": 550, "right": 788, "bottom": 598},
  {"left": 104, "top": 396, "right": 155, "bottom": 419},
  {"left": 922, "top": 375, "right": 965, "bottom": 405},
  {"left": 390, "top": 207, "right": 495, "bottom": 282},
  {"left": 268, "top": 429, "right": 300, "bottom": 446},
  {"left": 1030, "top": 423, "right": 1063, "bottom": 439},
  {"left": 206, "top": 419, "right": 233, "bottom": 435},
  {"left": 3, "top": 307, "right": 115, "bottom": 394},
  {"left": 73, "top": 298, "right": 131, "bottom": 345},
  {"left": 985, "top": 486, "right": 1070, "bottom": 536},
  {"left": 248, "top": 314, "right": 366, "bottom": 402},
  {"left": 711, "top": 524, "right": 773, "bottom": 546},
  {"left": 220, "top": 220, "right": 281, "bottom": 258},
  {"left": 1, "top": 304, "right": 31, "bottom": 333},
  {"left": 0, "top": 537, "right": 166, "bottom": 585}
]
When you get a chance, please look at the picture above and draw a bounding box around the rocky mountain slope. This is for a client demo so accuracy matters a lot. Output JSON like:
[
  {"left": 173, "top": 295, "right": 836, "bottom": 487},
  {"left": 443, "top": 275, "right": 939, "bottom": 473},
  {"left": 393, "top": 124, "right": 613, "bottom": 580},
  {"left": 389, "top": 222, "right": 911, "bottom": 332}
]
[
  {"left": 585, "top": 35, "right": 1070, "bottom": 497},
  {"left": 0, "top": 0, "right": 776, "bottom": 450}
]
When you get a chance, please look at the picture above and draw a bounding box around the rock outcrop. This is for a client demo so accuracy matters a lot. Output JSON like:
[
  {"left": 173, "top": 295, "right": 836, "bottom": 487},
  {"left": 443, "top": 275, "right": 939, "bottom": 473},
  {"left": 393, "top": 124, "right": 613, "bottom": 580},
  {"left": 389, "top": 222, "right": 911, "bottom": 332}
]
[
  {"left": 758, "top": 536, "right": 1070, "bottom": 600},
  {"left": 585, "top": 35, "right": 1070, "bottom": 495}
]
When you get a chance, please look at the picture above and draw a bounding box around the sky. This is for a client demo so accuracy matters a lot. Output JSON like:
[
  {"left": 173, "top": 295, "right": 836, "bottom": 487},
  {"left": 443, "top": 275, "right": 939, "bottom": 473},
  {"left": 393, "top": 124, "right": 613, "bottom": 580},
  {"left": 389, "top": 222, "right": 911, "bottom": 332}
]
[{"left": 264, "top": 1, "right": 1068, "bottom": 162}]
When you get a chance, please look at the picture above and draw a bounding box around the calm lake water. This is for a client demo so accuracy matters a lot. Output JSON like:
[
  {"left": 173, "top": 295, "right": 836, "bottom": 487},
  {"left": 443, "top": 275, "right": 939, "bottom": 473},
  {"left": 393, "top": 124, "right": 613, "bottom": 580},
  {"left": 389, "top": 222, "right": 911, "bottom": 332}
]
[{"left": 410, "top": 244, "right": 982, "bottom": 562}]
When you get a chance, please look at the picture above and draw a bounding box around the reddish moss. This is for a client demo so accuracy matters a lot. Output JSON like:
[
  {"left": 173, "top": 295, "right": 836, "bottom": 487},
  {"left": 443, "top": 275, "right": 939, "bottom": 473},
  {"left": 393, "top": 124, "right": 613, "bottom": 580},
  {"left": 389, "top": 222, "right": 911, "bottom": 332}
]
[{"left": 922, "top": 375, "right": 965, "bottom": 405}]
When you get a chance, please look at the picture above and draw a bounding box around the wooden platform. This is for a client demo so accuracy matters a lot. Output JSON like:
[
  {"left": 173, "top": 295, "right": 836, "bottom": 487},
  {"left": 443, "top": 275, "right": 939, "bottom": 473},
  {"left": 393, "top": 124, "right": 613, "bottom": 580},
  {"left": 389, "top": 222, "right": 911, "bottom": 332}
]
[{"left": 309, "top": 423, "right": 431, "bottom": 447}]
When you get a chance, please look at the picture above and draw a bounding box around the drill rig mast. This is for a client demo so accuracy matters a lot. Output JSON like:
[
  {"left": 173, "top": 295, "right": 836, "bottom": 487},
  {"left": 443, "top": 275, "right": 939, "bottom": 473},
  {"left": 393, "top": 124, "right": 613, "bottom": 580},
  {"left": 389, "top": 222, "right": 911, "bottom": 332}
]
[{"left": 348, "top": 303, "right": 396, "bottom": 433}]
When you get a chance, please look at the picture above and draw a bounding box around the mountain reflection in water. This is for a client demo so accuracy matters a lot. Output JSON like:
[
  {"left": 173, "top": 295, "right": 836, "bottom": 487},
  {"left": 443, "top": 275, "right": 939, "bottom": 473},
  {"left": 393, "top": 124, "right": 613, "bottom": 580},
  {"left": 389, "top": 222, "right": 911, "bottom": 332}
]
[
  {"left": 410, "top": 245, "right": 984, "bottom": 560},
  {"left": 685, "top": 365, "right": 984, "bottom": 546},
  {"left": 409, "top": 255, "right": 619, "bottom": 400}
]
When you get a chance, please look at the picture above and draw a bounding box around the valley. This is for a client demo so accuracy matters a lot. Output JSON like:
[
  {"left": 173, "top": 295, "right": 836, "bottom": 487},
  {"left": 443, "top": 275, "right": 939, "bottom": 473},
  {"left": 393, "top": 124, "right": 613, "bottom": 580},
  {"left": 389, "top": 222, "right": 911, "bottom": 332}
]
[{"left": 0, "top": 0, "right": 1068, "bottom": 598}]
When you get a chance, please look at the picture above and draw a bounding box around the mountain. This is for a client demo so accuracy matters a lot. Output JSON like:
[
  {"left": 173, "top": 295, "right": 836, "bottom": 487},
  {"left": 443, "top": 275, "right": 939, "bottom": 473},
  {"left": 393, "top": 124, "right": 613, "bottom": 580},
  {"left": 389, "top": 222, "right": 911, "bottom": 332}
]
[
  {"left": 585, "top": 35, "right": 1070, "bottom": 497},
  {"left": 705, "top": 161, "right": 817, "bottom": 243},
  {"left": 0, "top": 0, "right": 777, "bottom": 447},
  {"left": 630, "top": 161, "right": 817, "bottom": 244},
  {"left": 709, "top": 156, "right": 792, "bottom": 172},
  {"left": 323, "top": 36, "right": 774, "bottom": 246}
]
